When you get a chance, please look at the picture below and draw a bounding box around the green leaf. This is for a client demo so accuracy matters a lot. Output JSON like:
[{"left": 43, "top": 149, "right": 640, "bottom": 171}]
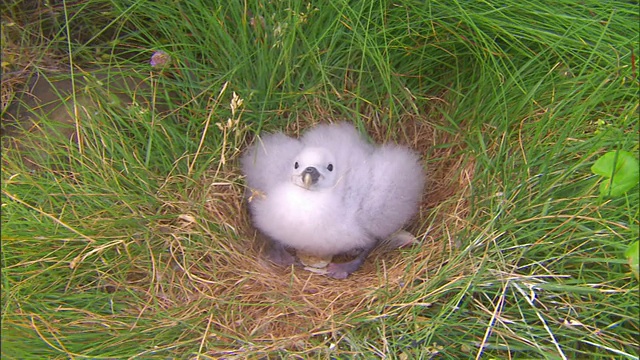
[
  {"left": 591, "top": 150, "right": 640, "bottom": 197},
  {"left": 625, "top": 241, "right": 639, "bottom": 281}
]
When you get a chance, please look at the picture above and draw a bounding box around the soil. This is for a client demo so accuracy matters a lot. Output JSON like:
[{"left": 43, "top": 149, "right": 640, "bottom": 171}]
[
  {"left": 2, "top": 69, "right": 157, "bottom": 138},
  {"left": 1, "top": 69, "right": 168, "bottom": 169}
]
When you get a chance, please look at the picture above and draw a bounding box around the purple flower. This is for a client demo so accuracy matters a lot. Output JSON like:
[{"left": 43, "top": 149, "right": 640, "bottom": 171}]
[{"left": 150, "top": 51, "right": 170, "bottom": 68}]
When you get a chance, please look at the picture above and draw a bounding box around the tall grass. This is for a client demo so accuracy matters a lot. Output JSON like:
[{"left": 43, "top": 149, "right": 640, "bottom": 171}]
[{"left": 2, "top": 0, "right": 638, "bottom": 358}]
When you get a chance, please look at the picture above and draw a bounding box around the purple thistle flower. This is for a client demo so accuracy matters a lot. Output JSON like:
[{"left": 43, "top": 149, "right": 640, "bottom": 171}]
[{"left": 150, "top": 51, "right": 170, "bottom": 68}]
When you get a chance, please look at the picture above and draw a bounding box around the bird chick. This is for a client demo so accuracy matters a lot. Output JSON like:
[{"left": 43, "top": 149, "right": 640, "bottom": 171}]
[{"left": 241, "top": 122, "right": 425, "bottom": 279}]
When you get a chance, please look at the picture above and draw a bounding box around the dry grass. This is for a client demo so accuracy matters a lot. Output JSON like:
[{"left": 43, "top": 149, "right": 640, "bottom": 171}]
[{"left": 119, "top": 103, "right": 477, "bottom": 353}]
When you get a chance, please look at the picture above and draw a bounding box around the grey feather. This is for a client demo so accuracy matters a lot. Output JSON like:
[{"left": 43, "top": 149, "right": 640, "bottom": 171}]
[
  {"left": 240, "top": 122, "right": 425, "bottom": 278},
  {"left": 355, "top": 144, "right": 425, "bottom": 239}
]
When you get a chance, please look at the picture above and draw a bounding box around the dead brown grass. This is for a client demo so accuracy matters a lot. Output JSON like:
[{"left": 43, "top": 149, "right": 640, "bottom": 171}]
[{"left": 134, "top": 102, "right": 476, "bottom": 352}]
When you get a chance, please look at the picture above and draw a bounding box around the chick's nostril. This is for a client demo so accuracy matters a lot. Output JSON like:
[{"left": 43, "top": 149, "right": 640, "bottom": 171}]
[{"left": 303, "top": 167, "right": 320, "bottom": 182}]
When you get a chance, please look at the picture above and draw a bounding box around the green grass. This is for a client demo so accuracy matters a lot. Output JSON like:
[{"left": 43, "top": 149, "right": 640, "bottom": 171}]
[{"left": 2, "top": 0, "right": 638, "bottom": 358}]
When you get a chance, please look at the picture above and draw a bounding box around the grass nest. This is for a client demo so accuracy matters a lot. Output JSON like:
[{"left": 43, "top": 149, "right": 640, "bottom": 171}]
[{"left": 139, "top": 106, "right": 476, "bottom": 352}]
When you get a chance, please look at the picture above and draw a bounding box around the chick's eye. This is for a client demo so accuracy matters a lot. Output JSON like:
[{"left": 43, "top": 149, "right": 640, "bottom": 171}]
[
  {"left": 294, "top": 162, "right": 299, "bottom": 169},
  {"left": 327, "top": 164, "right": 333, "bottom": 171}
]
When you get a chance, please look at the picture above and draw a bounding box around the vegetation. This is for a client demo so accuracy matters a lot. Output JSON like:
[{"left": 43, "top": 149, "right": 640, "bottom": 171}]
[{"left": 2, "top": 0, "right": 638, "bottom": 358}]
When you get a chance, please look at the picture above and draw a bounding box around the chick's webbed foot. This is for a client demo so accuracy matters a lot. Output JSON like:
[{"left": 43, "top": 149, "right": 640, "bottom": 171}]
[
  {"left": 325, "top": 242, "right": 376, "bottom": 279},
  {"left": 326, "top": 259, "right": 365, "bottom": 279},
  {"left": 266, "top": 241, "right": 296, "bottom": 266}
]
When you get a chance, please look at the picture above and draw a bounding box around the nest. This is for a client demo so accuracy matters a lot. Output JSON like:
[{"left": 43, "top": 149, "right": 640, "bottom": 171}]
[{"left": 141, "top": 105, "right": 475, "bottom": 352}]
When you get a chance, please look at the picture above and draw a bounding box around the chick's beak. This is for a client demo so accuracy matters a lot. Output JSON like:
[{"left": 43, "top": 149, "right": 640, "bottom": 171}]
[
  {"left": 302, "top": 173, "right": 313, "bottom": 188},
  {"left": 302, "top": 167, "right": 320, "bottom": 189}
]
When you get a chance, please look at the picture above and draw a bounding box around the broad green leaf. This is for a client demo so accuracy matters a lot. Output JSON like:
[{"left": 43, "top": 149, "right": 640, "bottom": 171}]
[
  {"left": 625, "top": 241, "right": 639, "bottom": 280},
  {"left": 591, "top": 150, "right": 640, "bottom": 197}
]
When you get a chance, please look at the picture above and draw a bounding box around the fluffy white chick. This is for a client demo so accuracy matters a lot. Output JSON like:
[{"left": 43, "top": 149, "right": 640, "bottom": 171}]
[{"left": 241, "top": 122, "right": 425, "bottom": 279}]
